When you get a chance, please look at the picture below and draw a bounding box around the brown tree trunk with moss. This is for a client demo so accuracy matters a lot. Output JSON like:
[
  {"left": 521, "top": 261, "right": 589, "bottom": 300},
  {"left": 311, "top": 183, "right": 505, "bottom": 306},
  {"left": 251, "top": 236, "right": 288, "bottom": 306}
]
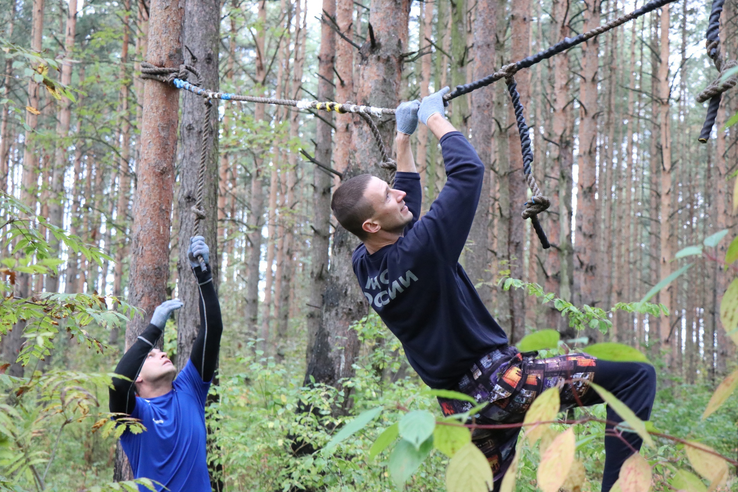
[{"left": 218, "top": 4, "right": 237, "bottom": 268}]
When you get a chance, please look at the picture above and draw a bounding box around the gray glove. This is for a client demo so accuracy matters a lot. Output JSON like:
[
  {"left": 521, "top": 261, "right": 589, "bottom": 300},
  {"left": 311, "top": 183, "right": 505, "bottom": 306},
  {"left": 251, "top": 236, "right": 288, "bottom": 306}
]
[
  {"left": 150, "top": 299, "right": 183, "bottom": 329},
  {"left": 187, "top": 236, "right": 210, "bottom": 269},
  {"left": 396, "top": 100, "right": 420, "bottom": 135},
  {"left": 418, "top": 86, "right": 451, "bottom": 125}
]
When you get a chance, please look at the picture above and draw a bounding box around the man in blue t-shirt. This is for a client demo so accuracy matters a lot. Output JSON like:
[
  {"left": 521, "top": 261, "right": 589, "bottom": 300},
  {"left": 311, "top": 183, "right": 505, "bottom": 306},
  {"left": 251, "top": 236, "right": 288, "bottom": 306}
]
[
  {"left": 331, "top": 89, "right": 656, "bottom": 492},
  {"left": 109, "top": 236, "right": 222, "bottom": 491}
]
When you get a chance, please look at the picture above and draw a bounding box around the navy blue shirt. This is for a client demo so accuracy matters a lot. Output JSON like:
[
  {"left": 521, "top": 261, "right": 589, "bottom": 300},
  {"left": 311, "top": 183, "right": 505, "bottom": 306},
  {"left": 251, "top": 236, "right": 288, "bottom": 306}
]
[
  {"left": 121, "top": 360, "right": 211, "bottom": 491},
  {"left": 352, "top": 131, "right": 508, "bottom": 389}
]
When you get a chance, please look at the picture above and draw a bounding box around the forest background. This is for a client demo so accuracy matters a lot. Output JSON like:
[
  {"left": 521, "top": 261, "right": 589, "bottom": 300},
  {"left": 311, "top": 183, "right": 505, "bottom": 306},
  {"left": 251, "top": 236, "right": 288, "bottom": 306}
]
[{"left": 1, "top": 0, "right": 738, "bottom": 490}]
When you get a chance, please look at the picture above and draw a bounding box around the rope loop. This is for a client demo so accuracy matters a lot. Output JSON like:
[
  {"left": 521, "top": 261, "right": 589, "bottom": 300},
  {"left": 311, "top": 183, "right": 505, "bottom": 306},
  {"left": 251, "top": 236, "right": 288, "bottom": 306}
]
[{"left": 522, "top": 195, "right": 551, "bottom": 220}]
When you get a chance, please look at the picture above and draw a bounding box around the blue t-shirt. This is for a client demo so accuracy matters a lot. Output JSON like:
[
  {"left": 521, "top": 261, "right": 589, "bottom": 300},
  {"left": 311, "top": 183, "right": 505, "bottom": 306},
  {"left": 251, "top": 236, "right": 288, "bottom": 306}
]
[
  {"left": 352, "top": 131, "right": 508, "bottom": 389},
  {"left": 121, "top": 360, "right": 212, "bottom": 491}
]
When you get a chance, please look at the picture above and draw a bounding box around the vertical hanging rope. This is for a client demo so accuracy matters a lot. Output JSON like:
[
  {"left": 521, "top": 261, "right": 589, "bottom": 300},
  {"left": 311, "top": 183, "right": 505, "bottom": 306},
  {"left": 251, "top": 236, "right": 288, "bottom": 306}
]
[
  {"left": 697, "top": 0, "right": 737, "bottom": 143},
  {"left": 356, "top": 111, "right": 397, "bottom": 186},
  {"left": 506, "top": 76, "right": 551, "bottom": 249},
  {"left": 191, "top": 98, "right": 213, "bottom": 271}
]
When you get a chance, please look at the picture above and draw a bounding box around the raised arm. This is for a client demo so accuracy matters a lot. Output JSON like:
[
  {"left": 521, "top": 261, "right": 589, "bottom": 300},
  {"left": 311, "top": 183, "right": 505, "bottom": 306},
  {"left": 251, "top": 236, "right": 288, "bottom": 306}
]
[
  {"left": 405, "top": 87, "right": 485, "bottom": 262},
  {"left": 187, "top": 236, "right": 223, "bottom": 382},
  {"left": 109, "top": 300, "right": 183, "bottom": 415}
]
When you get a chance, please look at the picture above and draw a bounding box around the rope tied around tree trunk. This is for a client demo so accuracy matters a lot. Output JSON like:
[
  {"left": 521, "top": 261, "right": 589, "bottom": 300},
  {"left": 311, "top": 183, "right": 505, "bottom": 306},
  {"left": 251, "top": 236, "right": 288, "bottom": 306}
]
[
  {"left": 506, "top": 76, "right": 551, "bottom": 249},
  {"left": 697, "top": 0, "right": 736, "bottom": 143},
  {"left": 142, "top": 61, "right": 211, "bottom": 270}
]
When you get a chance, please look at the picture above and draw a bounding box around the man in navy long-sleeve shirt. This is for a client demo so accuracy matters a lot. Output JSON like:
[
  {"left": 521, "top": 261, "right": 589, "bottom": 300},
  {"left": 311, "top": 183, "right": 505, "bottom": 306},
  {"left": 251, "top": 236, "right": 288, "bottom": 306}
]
[{"left": 331, "top": 88, "right": 656, "bottom": 492}]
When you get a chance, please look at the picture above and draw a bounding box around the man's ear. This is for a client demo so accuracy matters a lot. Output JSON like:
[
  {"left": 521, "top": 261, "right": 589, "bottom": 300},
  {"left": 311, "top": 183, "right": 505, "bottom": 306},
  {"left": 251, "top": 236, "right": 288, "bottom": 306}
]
[{"left": 362, "top": 219, "right": 381, "bottom": 235}]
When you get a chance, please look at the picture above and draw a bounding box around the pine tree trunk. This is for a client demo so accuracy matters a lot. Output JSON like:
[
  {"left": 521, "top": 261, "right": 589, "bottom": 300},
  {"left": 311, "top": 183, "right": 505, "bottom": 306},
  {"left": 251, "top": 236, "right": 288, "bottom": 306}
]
[
  {"left": 658, "top": 4, "right": 674, "bottom": 369},
  {"left": 4, "top": 0, "right": 45, "bottom": 379},
  {"left": 45, "top": 0, "right": 78, "bottom": 295},
  {"left": 576, "top": 0, "right": 600, "bottom": 314},
  {"left": 115, "top": 0, "right": 184, "bottom": 482},
  {"left": 176, "top": 0, "right": 220, "bottom": 368},
  {"left": 449, "top": 0, "right": 468, "bottom": 134},
  {"left": 0, "top": 1, "right": 16, "bottom": 192},
  {"left": 506, "top": 0, "right": 530, "bottom": 343},
  {"left": 334, "top": 0, "right": 354, "bottom": 176},
  {"left": 416, "top": 0, "right": 433, "bottom": 196},
  {"left": 218, "top": 5, "right": 237, "bottom": 268},
  {"left": 546, "top": 0, "right": 572, "bottom": 334},
  {"left": 276, "top": 0, "right": 306, "bottom": 361},
  {"left": 305, "top": 0, "right": 410, "bottom": 414},
  {"left": 244, "top": 0, "right": 268, "bottom": 343},
  {"left": 467, "top": 0, "right": 496, "bottom": 307},
  {"left": 305, "top": 0, "right": 336, "bottom": 361}
]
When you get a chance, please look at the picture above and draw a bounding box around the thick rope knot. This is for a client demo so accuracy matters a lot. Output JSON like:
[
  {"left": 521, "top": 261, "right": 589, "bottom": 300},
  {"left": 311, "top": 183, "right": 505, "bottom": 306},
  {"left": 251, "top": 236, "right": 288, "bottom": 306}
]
[
  {"left": 140, "top": 62, "right": 201, "bottom": 87},
  {"left": 696, "top": 59, "right": 738, "bottom": 103},
  {"left": 191, "top": 206, "right": 206, "bottom": 220},
  {"left": 522, "top": 195, "right": 551, "bottom": 219}
]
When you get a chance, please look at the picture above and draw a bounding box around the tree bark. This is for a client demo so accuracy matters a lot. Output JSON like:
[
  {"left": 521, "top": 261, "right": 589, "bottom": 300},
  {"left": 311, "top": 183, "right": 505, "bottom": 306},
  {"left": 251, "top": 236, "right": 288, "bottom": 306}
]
[
  {"left": 415, "top": 0, "right": 433, "bottom": 197},
  {"left": 0, "top": 0, "right": 17, "bottom": 192},
  {"left": 506, "top": 0, "right": 530, "bottom": 344},
  {"left": 276, "top": 0, "right": 306, "bottom": 361},
  {"left": 244, "top": 0, "right": 268, "bottom": 344},
  {"left": 576, "top": 0, "right": 600, "bottom": 314},
  {"left": 334, "top": 0, "right": 354, "bottom": 176},
  {"left": 305, "top": 0, "right": 410, "bottom": 414},
  {"left": 305, "top": 0, "right": 336, "bottom": 360},
  {"left": 115, "top": 0, "right": 184, "bottom": 482},
  {"left": 467, "top": 0, "right": 496, "bottom": 307}
]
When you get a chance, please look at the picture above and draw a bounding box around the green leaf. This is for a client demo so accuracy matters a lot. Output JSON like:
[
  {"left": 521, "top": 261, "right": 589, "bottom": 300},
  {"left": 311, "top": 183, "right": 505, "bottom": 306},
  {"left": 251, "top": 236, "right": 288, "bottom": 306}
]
[
  {"left": 582, "top": 343, "right": 650, "bottom": 364},
  {"left": 398, "top": 410, "right": 435, "bottom": 450},
  {"left": 670, "top": 469, "right": 707, "bottom": 492},
  {"left": 424, "top": 389, "right": 477, "bottom": 404},
  {"left": 703, "top": 229, "right": 729, "bottom": 248},
  {"left": 368, "top": 423, "right": 398, "bottom": 461},
  {"left": 388, "top": 437, "right": 433, "bottom": 488},
  {"left": 445, "top": 441, "right": 494, "bottom": 492},
  {"left": 589, "top": 382, "right": 654, "bottom": 448},
  {"left": 323, "top": 406, "right": 383, "bottom": 454},
  {"left": 433, "top": 418, "right": 471, "bottom": 457},
  {"left": 719, "top": 279, "right": 738, "bottom": 345},
  {"left": 720, "top": 65, "right": 738, "bottom": 82},
  {"left": 724, "top": 111, "right": 738, "bottom": 130},
  {"left": 517, "top": 329, "right": 560, "bottom": 352},
  {"left": 724, "top": 237, "right": 738, "bottom": 267},
  {"left": 702, "top": 368, "right": 738, "bottom": 420},
  {"left": 674, "top": 245, "right": 703, "bottom": 259},
  {"left": 640, "top": 263, "right": 693, "bottom": 303}
]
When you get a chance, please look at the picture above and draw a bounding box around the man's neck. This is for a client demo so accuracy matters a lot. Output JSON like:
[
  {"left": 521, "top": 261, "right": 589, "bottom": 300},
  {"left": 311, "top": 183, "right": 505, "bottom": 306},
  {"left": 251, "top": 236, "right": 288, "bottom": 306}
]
[
  {"left": 137, "top": 381, "right": 174, "bottom": 399},
  {"left": 364, "top": 232, "right": 402, "bottom": 254}
]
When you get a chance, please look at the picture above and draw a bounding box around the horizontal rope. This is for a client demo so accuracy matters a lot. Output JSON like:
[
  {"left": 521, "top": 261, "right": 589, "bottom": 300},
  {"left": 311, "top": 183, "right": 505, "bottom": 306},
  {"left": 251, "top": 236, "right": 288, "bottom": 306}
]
[
  {"left": 172, "top": 79, "right": 393, "bottom": 116},
  {"left": 445, "top": 0, "right": 680, "bottom": 102}
]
